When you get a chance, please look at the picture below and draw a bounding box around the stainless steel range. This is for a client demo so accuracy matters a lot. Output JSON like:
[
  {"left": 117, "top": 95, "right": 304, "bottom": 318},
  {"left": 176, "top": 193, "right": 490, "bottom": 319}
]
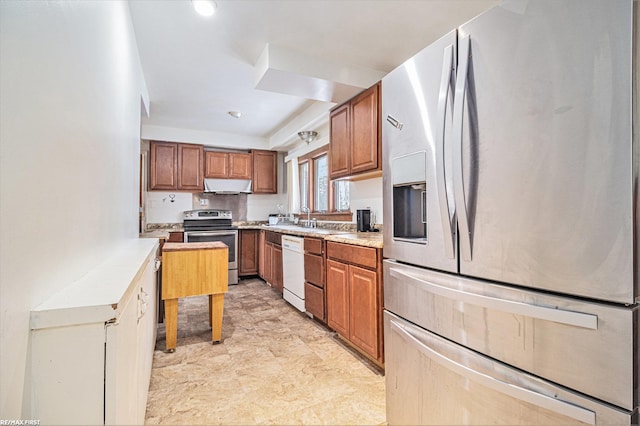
[{"left": 183, "top": 209, "right": 238, "bottom": 285}]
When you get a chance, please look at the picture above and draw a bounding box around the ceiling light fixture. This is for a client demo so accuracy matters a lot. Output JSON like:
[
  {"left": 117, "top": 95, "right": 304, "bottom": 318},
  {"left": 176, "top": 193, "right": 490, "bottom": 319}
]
[
  {"left": 228, "top": 111, "right": 242, "bottom": 118},
  {"left": 298, "top": 131, "right": 318, "bottom": 144},
  {"left": 192, "top": 0, "right": 217, "bottom": 17}
]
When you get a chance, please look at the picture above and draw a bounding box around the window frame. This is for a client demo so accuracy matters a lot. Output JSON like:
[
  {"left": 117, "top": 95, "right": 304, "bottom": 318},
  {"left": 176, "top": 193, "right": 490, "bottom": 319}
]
[{"left": 297, "top": 147, "right": 352, "bottom": 221}]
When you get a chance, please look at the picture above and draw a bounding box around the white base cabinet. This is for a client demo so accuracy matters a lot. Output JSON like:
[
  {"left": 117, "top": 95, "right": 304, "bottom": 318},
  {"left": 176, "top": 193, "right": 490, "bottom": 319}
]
[{"left": 30, "top": 239, "right": 159, "bottom": 425}]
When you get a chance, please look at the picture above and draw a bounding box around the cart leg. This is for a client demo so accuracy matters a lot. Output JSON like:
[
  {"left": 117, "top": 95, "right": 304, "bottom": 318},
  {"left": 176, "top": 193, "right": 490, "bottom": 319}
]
[
  {"left": 165, "top": 298, "right": 178, "bottom": 352},
  {"left": 209, "top": 293, "right": 225, "bottom": 343}
]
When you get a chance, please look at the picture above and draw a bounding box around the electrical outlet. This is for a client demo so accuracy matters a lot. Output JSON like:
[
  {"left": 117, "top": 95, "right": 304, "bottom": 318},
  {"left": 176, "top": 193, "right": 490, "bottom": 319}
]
[{"left": 199, "top": 198, "right": 209, "bottom": 206}]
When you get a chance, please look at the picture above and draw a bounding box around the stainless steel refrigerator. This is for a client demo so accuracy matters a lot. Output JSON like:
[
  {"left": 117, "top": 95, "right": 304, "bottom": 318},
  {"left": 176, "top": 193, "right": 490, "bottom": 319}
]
[{"left": 382, "top": 1, "right": 639, "bottom": 424}]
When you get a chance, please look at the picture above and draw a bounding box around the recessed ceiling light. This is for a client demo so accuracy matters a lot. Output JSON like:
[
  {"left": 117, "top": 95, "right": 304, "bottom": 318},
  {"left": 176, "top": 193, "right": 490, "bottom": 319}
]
[
  {"left": 192, "top": 0, "right": 217, "bottom": 17},
  {"left": 228, "top": 111, "right": 242, "bottom": 118}
]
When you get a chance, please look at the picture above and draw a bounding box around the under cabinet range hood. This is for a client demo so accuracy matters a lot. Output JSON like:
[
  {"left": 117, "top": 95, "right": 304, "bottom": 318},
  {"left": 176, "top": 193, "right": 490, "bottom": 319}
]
[{"left": 203, "top": 178, "right": 252, "bottom": 194}]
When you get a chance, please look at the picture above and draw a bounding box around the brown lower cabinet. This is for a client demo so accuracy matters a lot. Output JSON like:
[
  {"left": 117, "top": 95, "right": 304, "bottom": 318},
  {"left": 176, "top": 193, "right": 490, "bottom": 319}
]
[
  {"left": 168, "top": 232, "right": 184, "bottom": 243},
  {"left": 260, "top": 231, "right": 283, "bottom": 293},
  {"left": 326, "top": 241, "right": 383, "bottom": 364},
  {"left": 239, "top": 229, "right": 259, "bottom": 276},
  {"left": 258, "top": 230, "right": 266, "bottom": 277},
  {"left": 304, "top": 237, "right": 326, "bottom": 322},
  {"left": 272, "top": 244, "right": 283, "bottom": 293}
]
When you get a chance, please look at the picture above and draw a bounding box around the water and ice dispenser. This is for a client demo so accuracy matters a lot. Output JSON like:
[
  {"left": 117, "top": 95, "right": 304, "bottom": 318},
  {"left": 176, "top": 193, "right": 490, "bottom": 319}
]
[{"left": 392, "top": 152, "right": 428, "bottom": 243}]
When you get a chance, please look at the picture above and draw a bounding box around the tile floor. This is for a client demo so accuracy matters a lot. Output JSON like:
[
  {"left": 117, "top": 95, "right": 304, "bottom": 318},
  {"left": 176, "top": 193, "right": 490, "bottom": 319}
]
[{"left": 145, "top": 278, "right": 386, "bottom": 425}]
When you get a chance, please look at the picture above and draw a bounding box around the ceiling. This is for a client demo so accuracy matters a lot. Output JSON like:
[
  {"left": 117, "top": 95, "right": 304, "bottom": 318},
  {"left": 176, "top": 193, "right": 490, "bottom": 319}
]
[{"left": 128, "top": 0, "right": 499, "bottom": 148}]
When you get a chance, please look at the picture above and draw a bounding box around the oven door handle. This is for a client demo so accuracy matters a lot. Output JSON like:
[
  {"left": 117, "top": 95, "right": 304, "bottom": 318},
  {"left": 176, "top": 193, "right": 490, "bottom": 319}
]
[{"left": 186, "top": 231, "right": 236, "bottom": 237}]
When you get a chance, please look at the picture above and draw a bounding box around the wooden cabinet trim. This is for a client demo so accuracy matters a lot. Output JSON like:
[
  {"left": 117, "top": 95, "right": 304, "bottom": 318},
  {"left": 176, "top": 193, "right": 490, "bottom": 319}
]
[{"left": 326, "top": 241, "right": 377, "bottom": 270}]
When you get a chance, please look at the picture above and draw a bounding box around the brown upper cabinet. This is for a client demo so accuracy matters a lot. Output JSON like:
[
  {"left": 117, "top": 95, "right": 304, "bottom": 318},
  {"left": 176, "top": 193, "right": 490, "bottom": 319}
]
[
  {"left": 149, "top": 141, "right": 203, "bottom": 191},
  {"left": 150, "top": 141, "right": 277, "bottom": 193},
  {"left": 251, "top": 150, "right": 278, "bottom": 194},
  {"left": 149, "top": 141, "right": 177, "bottom": 190},
  {"left": 329, "top": 82, "right": 381, "bottom": 180},
  {"left": 204, "top": 151, "right": 252, "bottom": 180}
]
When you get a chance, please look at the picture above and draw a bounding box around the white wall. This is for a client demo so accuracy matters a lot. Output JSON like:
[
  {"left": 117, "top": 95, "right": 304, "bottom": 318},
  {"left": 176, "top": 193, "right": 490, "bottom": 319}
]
[
  {"left": 141, "top": 124, "right": 270, "bottom": 150},
  {"left": 0, "top": 1, "right": 146, "bottom": 417},
  {"left": 349, "top": 177, "right": 384, "bottom": 225},
  {"left": 145, "top": 191, "right": 193, "bottom": 224},
  {"left": 246, "top": 152, "right": 288, "bottom": 220}
]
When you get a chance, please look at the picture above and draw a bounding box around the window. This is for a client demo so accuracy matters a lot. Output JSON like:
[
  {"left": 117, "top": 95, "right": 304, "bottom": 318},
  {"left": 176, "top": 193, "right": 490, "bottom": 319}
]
[
  {"left": 314, "top": 155, "right": 328, "bottom": 211},
  {"left": 297, "top": 147, "right": 350, "bottom": 218},
  {"left": 298, "top": 161, "right": 309, "bottom": 210},
  {"left": 333, "top": 180, "right": 350, "bottom": 211}
]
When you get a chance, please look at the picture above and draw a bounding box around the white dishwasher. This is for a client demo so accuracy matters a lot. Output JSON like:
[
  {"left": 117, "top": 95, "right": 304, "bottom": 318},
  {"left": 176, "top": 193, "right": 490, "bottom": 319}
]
[{"left": 281, "top": 235, "right": 305, "bottom": 312}]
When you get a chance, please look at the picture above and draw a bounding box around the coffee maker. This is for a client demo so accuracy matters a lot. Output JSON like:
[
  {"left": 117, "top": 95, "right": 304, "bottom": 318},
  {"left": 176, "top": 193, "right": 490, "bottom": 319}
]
[{"left": 357, "top": 209, "right": 371, "bottom": 232}]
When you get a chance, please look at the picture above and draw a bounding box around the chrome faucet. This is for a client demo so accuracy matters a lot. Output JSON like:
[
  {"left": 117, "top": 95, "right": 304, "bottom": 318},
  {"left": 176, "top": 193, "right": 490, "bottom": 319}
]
[{"left": 301, "top": 206, "right": 311, "bottom": 227}]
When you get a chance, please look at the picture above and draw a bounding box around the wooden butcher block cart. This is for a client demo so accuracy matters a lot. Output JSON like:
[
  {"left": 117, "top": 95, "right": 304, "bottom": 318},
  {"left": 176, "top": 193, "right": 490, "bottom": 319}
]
[{"left": 161, "top": 241, "right": 228, "bottom": 351}]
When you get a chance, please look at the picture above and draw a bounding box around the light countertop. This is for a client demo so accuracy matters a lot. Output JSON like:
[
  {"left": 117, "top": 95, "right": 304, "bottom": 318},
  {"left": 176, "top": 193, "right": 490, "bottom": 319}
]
[
  {"left": 140, "top": 230, "right": 171, "bottom": 239},
  {"left": 252, "top": 224, "right": 383, "bottom": 248},
  {"left": 324, "top": 232, "right": 383, "bottom": 248},
  {"left": 144, "top": 222, "right": 384, "bottom": 248}
]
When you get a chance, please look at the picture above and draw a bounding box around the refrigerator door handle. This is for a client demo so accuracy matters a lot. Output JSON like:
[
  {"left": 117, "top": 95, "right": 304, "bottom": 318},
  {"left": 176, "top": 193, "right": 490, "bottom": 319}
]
[
  {"left": 436, "top": 43, "right": 455, "bottom": 259},
  {"left": 389, "top": 267, "right": 598, "bottom": 330},
  {"left": 452, "top": 35, "right": 472, "bottom": 261},
  {"left": 389, "top": 319, "right": 597, "bottom": 425}
]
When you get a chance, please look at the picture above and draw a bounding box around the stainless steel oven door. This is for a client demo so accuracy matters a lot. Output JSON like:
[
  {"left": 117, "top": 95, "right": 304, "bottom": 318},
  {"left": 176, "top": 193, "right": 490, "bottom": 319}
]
[{"left": 184, "top": 230, "right": 238, "bottom": 284}]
